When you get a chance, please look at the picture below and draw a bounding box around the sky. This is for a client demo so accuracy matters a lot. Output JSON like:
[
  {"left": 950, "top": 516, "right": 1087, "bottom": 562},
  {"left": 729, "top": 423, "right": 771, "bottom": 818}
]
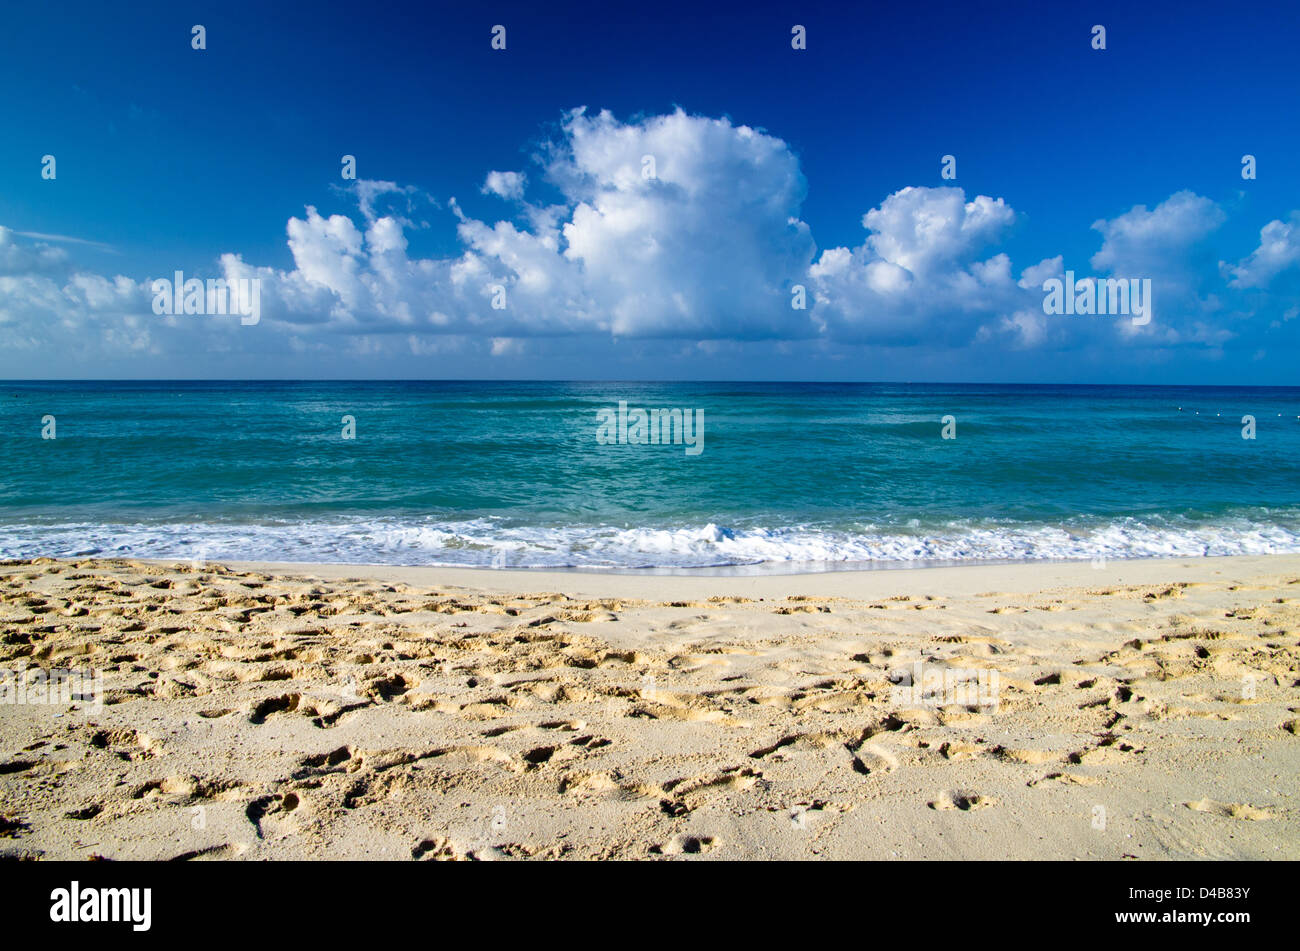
[{"left": 0, "top": 0, "right": 1297, "bottom": 382}]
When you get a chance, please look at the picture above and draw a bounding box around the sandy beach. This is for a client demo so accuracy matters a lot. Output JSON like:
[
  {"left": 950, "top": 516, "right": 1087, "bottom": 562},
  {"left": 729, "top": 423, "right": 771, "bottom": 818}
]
[{"left": 2, "top": 554, "right": 1297, "bottom": 860}]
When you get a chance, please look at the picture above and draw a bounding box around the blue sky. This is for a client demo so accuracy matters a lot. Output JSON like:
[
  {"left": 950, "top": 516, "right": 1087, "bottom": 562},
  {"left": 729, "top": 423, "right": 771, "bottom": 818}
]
[{"left": 1, "top": 0, "right": 1297, "bottom": 381}]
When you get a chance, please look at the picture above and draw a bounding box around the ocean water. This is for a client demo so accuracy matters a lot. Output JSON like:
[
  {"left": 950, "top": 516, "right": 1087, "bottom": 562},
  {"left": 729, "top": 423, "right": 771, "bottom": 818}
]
[{"left": 2, "top": 381, "right": 1299, "bottom": 573}]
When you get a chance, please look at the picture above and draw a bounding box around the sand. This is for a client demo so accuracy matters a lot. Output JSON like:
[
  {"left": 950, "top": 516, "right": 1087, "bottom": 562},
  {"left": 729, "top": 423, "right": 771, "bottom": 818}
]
[{"left": 1, "top": 554, "right": 1297, "bottom": 860}]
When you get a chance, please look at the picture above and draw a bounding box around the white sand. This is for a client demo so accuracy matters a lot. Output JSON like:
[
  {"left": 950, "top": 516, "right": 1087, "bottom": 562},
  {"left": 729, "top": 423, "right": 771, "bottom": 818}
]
[{"left": 2, "top": 554, "right": 1297, "bottom": 859}]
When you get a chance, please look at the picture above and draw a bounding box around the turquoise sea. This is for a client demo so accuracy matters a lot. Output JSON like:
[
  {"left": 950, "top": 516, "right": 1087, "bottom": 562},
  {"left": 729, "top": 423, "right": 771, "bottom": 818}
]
[{"left": 2, "top": 381, "right": 1299, "bottom": 573}]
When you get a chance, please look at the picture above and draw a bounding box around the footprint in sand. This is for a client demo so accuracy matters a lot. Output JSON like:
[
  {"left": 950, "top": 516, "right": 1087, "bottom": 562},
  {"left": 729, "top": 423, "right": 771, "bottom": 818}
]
[
  {"left": 651, "top": 833, "right": 719, "bottom": 855},
  {"left": 412, "top": 836, "right": 465, "bottom": 860},
  {"left": 1184, "top": 799, "right": 1274, "bottom": 821},
  {"left": 246, "top": 790, "right": 305, "bottom": 838},
  {"left": 928, "top": 790, "right": 996, "bottom": 811}
]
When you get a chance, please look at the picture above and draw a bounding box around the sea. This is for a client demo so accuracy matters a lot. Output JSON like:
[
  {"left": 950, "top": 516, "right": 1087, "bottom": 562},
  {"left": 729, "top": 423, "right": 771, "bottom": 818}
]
[{"left": 2, "top": 381, "right": 1298, "bottom": 574}]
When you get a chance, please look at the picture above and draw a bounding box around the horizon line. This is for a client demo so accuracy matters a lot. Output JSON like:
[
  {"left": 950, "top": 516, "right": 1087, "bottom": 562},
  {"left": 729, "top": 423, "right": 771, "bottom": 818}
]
[{"left": 4, "top": 379, "right": 1300, "bottom": 390}]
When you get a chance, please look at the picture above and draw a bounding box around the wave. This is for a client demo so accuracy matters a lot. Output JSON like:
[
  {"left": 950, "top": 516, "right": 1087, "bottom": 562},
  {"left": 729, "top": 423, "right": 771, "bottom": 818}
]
[{"left": 4, "top": 513, "right": 1300, "bottom": 573}]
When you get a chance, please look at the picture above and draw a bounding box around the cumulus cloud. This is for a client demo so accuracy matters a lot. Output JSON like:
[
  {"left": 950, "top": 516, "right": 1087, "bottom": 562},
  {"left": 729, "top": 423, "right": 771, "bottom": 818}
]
[
  {"left": 862, "top": 188, "right": 1014, "bottom": 274},
  {"left": 241, "top": 108, "right": 818, "bottom": 342},
  {"left": 547, "top": 108, "right": 816, "bottom": 338},
  {"left": 0, "top": 111, "right": 1297, "bottom": 375},
  {"left": 1083, "top": 191, "right": 1232, "bottom": 342},
  {"left": 1225, "top": 212, "right": 1300, "bottom": 288},
  {"left": 809, "top": 185, "right": 1031, "bottom": 345},
  {"left": 1090, "top": 190, "right": 1225, "bottom": 276}
]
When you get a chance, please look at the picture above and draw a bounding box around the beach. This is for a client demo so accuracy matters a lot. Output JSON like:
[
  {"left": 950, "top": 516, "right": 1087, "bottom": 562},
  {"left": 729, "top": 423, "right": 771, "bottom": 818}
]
[{"left": 2, "top": 553, "right": 1297, "bottom": 860}]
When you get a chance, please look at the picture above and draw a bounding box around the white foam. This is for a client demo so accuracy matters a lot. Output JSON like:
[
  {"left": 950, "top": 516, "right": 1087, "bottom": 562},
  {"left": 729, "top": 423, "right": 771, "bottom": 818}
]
[{"left": 3, "top": 513, "right": 1300, "bottom": 573}]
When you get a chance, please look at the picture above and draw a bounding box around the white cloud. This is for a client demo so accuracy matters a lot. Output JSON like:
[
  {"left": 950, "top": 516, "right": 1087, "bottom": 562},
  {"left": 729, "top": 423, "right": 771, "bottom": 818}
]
[
  {"left": 347, "top": 179, "right": 429, "bottom": 225},
  {"left": 809, "top": 185, "right": 1026, "bottom": 344},
  {"left": 0, "top": 265, "right": 154, "bottom": 358},
  {"left": 550, "top": 108, "right": 816, "bottom": 339},
  {"left": 1085, "top": 191, "right": 1230, "bottom": 340},
  {"left": 0, "top": 227, "right": 70, "bottom": 275},
  {"left": 993, "top": 308, "right": 1049, "bottom": 348},
  {"left": 862, "top": 187, "right": 1014, "bottom": 274},
  {"left": 1225, "top": 212, "right": 1300, "bottom": 288},
  {"left": 0, "top": 115, "right": 1296, "bottom": 376},
  {"left": 490, "top": 336, "right": 524, "bottom": 356},
  {"left": 9, "top": 230, "right": 115, "bottom": 253},
  {"left": 236, "top": 108, "right": 818, "bottom": 342},
  {"left": 482, "top": 171, "right": 527, "bottom": 201},
  {"left": 1090, "top": 190, "right": 1225, "bottom": 276},
  {"left": 286, "top": 208, "right": 366, "bottom": 305}
]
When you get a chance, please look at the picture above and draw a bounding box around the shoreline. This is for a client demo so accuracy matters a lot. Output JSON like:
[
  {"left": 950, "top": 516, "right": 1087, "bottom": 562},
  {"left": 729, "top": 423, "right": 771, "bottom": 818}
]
[{"left": 202, "top": 552, "right": 1300, "bottom": 600}]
